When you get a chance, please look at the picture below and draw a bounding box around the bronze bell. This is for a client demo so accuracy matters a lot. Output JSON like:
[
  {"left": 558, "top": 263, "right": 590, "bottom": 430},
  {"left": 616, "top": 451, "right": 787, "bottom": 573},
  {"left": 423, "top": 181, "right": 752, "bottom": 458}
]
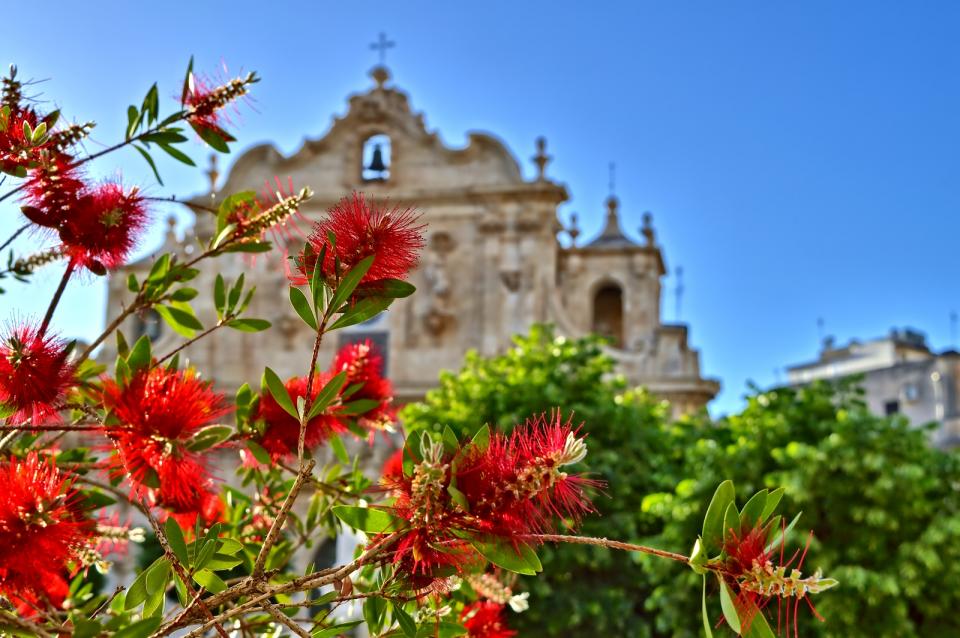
[{"left": 367, "top": 143, "right": 387, "bottom": 173}]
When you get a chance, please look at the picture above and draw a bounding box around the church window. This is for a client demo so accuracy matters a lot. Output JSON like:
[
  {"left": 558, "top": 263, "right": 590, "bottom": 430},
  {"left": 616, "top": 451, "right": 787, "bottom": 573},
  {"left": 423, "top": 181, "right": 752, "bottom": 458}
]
[
  {"left": 134, "top": 309, "right": 162, "bottom": 342},
  {"left": 592, "top": 283, "right": 624, "bottom": 348},
  {"left": 361, "top": 134, "right": 391, "bottom": 181}
]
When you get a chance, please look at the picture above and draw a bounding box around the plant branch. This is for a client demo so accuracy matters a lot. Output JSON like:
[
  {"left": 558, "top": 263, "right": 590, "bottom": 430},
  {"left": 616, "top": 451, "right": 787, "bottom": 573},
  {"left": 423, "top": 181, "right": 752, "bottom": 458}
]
[
  {"left": 251, "top": 459, "right": 315, "bottom": 578},
  {"left": 262, "top": 603, "right": 311, "bottom": 638},
  {"left": 152, "top": 320, "right": 223, "bottom": 369},
  {"left": 0, "top": 222, "right": 28, "bottom": 253},
  {"left": 524, "top": 533, "right": 690, "bottom": 564},
  {"left": 38, "top": 258, "right": 75, "bottom": 336}
]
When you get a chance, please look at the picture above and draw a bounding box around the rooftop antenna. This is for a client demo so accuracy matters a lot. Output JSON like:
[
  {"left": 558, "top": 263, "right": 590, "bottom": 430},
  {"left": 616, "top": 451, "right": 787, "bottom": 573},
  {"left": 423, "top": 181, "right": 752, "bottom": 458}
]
[
  {"left": 370, "top": 32, "right": 396, "bottom": 66},
  {"left": 674, "top": 266, "right": 684, "bottom": 322}
]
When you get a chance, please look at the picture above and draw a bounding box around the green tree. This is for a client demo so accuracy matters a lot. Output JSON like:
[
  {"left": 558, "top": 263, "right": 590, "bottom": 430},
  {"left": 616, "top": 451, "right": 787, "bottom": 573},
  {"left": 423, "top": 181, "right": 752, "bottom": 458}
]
[
  {"left": 403, "top": 325, "right": 960, "bottom": 637},
  {"left": 402, "top": 325, "right": 684, "bottom": 636},
  {"left": 644, "top": 380, "right": 960, "bottom": 638}
]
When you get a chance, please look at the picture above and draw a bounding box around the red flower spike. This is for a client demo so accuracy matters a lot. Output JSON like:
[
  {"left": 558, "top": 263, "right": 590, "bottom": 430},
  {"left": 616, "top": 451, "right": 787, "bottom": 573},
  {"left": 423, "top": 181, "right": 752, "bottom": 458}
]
[
  {"left": 21, "top": 155, "right": 85, "bottom": 229},
  {"left": 331, "top": 339, "right": 395, "bottom": 431},
  {"left": 460, "top": 601, "right": 517, "bottom": 638},
  {"left": 722, "top": 522, "right": 837, "bottom": 638},
  {"left": 251, "top": 374, "right": 346, "bottom": 461},
  {"left": 0, "top": 453, "right": 96, "bottom": 614},
  {"left": 0, "top": 323, "right": 75, "bottom": 425},
  {"left": 0, "top": 105, "right": 52, "bottom": 174},
  {"left": 293, "top": 192, "right": 424, "bottom": 288},
  {"left": 60, "top": 182, "right": 148, "bottom": 271},
  {"left": 101, "top": 367, "right": 230, "bottom": 517}
]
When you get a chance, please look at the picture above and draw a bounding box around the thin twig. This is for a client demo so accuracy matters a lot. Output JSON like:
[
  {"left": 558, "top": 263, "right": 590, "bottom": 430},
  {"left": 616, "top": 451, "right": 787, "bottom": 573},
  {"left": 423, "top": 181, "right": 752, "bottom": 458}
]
[
  {"left": 38, "top": 258, "right": 75, "bottom": 336},
  {"left": 262, "top": 603, "right": 311, "bottom": 638},
  {"left": 0, "top": 611, "right": 54, "bottom": 638},
  {"left": 0, "top": 222, "right": 29, "bottom": 253},
  {"left": 152, "top": 321, "right": 223, "bottom": 369},
  {"left": 252, "top": 459, "right": 315, "bottom": 578},
  {"left": 524, "top": 533, "right": 690, "bottom": 563}
]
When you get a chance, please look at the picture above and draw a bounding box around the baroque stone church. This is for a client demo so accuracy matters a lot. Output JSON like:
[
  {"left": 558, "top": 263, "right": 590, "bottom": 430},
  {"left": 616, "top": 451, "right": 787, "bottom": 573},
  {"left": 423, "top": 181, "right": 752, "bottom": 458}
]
[{"left": 104, "top": 65, "right": 719, "bottom": 416}]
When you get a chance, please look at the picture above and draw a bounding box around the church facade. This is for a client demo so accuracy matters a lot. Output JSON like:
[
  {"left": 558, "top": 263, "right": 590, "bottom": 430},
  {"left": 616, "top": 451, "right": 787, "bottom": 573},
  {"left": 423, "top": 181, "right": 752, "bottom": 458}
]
[{"left": 104, "top": 66, "right": 719, "bottom": 416}]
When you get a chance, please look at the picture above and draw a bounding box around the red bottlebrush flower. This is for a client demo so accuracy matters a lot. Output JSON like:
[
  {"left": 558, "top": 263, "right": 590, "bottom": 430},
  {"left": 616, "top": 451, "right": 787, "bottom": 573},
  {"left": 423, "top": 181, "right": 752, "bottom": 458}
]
[
  {"left": 59, "top": 182, "right": 148, "bottom": 271},
  {"left": 0, "top": 453, "right": 95, "bottom": 614},
  {"left": 251, "top": 374, "right": 346, "bottom": 461},
  {"left": 101, "top": 367, "right": 229, "bottom": 516},
  {"left": 460, "top": 601, "right": 517, "bottom": 638},
  {"left": 456, "top": 413, "right": 598, "bottom": 538},
  {"left": 0, "top": 323, "right": 75, "bottom": 425},
  {"left": 0, "top": 105, "right": 51, "bottom": 174},
  {"left": 169, "top": 491, "right": 225, "bottom": 531},
  {"left": 331, "top": 339, "right": 395, "bottom": 431},
  {"left": 381, "top": 448, "right": 405, "bottom": 481},
  {"left": 721, "top": 523, "right": 837, "bottom": 638},
  {"left": 21, "top": 155, "right": 86, "bottom": 229},
  {"left": 293, "top": 192, "right": 424, "bottom": 289}
]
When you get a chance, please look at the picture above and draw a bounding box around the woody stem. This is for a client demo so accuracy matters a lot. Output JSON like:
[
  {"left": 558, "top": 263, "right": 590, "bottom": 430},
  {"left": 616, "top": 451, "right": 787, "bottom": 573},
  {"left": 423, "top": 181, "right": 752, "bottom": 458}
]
[
  {"left": 524, "top": 533, "right": 690, "bottom": 564},
  {"left": 38, "top": 258, "right": 75, "bottom": 336}
]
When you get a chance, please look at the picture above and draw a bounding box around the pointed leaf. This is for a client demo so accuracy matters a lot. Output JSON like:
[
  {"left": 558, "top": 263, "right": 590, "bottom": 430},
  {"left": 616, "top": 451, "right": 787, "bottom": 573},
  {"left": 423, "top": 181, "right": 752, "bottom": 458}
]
[
  {"left": 702, "top": 480, "right": 735, "bottom": 555},
  {"left": 719, "top": 580, "right": 741, "bottom": 633},
  {"left": 263, "top": 367, "right": 298, "bottom": 419},
  {"left": 289, "top": 286, "right": 318, "bottom": 330},
  {"left": 329, "top": 254, "right": 375, "bottom": 311},
  {"left": 332, "top": 506, "right": 405, "bottom": 533}
]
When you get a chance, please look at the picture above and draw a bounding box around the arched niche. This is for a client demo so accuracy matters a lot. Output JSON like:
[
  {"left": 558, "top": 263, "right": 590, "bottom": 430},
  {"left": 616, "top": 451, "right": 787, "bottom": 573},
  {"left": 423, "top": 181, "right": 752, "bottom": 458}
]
[
  {"left": 361, "top": 134, "right": 391, "bottom": 182},
  {"left": 592, "top": 282, "right": 624, "bottom": 348}
]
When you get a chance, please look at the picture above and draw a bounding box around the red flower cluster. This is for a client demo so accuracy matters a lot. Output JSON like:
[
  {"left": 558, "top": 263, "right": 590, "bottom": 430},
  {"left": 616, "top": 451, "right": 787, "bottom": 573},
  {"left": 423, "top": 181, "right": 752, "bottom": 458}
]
[
  {"left": 460, "top": 601, "right": 517, "bottom": 638},
  {"left": 0, "top": 104, "right": 52, "bottom": 174},
  {"left": 722, "top": 522, "right": 836, "bottom": 638},
  {"left": 332, "top": 339, "right": 394, "bottom": 432},
  {"left": 251, "top": 374, "right": 345, "bottom": 462},
  {"left": 293, "top": 192, "right": 424, "bottom": 289},
  {"left": 101, "top": 367, "right": 230, "bottom": 524},
  {"left": 251, "top": 340, "right": 395, "bottom": 461},
  {"left": 387, "top": 413, "right": 597, "bottom": 585},
  {"left": 0, "top": 453, "right": 95, "bottom": 614},
  {"left": 0, "top": 322, "right": 75, "bottom": 425}
]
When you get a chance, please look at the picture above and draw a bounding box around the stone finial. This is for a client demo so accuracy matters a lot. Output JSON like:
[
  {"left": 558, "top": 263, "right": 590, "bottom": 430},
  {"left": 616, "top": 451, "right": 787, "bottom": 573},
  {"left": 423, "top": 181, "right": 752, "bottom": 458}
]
[
  {"left": 370, "top": 65, "right": 391, "bottom": 89},
  {"left": 641, "top": 211, "right": 655, "bottom": 245},
  {"left": 205, "top": 154, "right": 219, "bottom": 193},
  {"left": 568, "top": 212, "right": 581, "bottom": 245},
  {"left": 533, "top": 136, "right": 551, "bottom": 180}
]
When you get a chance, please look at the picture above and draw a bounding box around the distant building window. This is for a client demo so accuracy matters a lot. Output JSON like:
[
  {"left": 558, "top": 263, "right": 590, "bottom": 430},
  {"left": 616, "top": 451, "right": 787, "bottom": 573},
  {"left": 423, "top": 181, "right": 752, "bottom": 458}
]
[
  {"left": 134, "top": 309, "right": 162, "bottom": 342},
  {"left": 884, "top": 400, "right": 900, "bottom": 416},
  {"left": 592, "top": 283, "right": 624, "bottom": 348},
  {"left": 362, "top": 134, "right": 391, "bottom": 181},
  {"left": 902, "top": 383, "right": 920, "bottom": 403}
]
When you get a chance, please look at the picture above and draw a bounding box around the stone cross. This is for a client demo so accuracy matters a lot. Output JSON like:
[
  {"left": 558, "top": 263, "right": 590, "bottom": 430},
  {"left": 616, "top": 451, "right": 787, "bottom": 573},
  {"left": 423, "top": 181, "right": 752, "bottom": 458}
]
[{"left": 370, "top": 32, "right": 396, "bottom": 65}]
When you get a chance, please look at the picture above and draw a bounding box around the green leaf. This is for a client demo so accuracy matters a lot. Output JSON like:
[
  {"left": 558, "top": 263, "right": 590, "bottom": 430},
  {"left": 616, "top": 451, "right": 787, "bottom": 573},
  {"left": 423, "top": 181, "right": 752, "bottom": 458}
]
[
  {"left": 765, "top": 511, "right": 802, "bottom": 554},
  {"left": 689, "top": 537, "right": 708, "bottom": 575},
  {"left": 312, "top": 622, "right": 362, "bottom": 638},
  {"left": 471, "top": 537, "right": 542, "bottom": 575},
  {"left": 761, "top": 487, "right": 785, "bottom": 521},
  {"left": 145, "top": 558, "right": 170, "bottom": 595},
  {"left": 214, "top": 274, "right": 226, "bottom": 316},
  {"left": 245, "top": 440, "right": 271, "bottom": 465},
  {"left": 164, "top": 518, "right": 189, "bottom": 566},
  {"left": 228, "top": 273, "right": 245, "bottom": 311},
  {"left": 719, "top": 580, "right": 741, "bottom": 634},
  {"left": 722, "top": 501, "right": 740, "bottom": 544},
  {"left": 124, "top": 567, "right": 150, "bottom": 610},
  {"left": 113, "top": 617, "right": 161, "bottom": 638},
  {"left": 159, "top": 142, "right": 195, "bottom": 166},
  {"left": 126, "top": 335, "right": 152, "bottom": 373},
  {"left": 470, "top": 424, "right": 491, "bottom": 453},
  {"left": 306, "top": 372, "right": 347, "bottom": 420},
  {"left": 141, "top": 83, "right": 159, "bottom": 124},
  {"left": 448, "top": 485, "right": 470, "bottom": 511},
  {"left": 701, "top": 577, "right": 714, "bottom": 638},
  {"left": 289, "top": 286, "right": 318, "bottom": 330},
  {"left": 191, "top": 122, "right": 232, "bottom": 152},
  {"left": 170, "top": 287, "right": 198, "bottom": 302},
  {"left": 356, "top": 278, "right": 416, "bottom": 299},
  {"left": 702, "top": 480, "right": 735, "bottom": 555},
  {"left": 126, "top": 273, "right": 139, "bottom": 293},
  {"left": 339, "top": 398, "right": 381, "bottom": 416},
  {"left": 329, "top": 254, "right": 375, "bottom": 311},
  {"left": 133, "top": 145, "right": 163, "bottom": 185},
  {"left": 227, "top": 318, "right": 271, "bottom": 332},
  {"left": 157, "top": 305, "right": 203, "bottom": 336},
  {"left": 395, "top": 606, "right": 417, "bottom": 638},
  {"left": 263, "top": 367, "right": 298, "bottom": 420},
  {"left": 739, "top": 489, "right": 768, "bottom": 531},
  {"left": 328, "top": 296, "right": 393, "bottom": 331},
  {"left": 364, "top": 595, "right": 386, "bottom": 635},
  {"left": 742, "top": 602, "right": 776, "bottom": 638},
  {"left": 331, "top": 506, "right": 405, "bottom": 532},
  {"left": 216, "top": 190, "right": 256, "bottom": 234},
  {"left": 192, "top": 569, "right": 227, "bottom": 593},
  {"left": 125, "top": 105, "right": 142, "bottom": 140},
  {"left": 186, "top": 425, "right": 233, "bottom": 452},
  {"left": 330, "top": 435, "right": 350, "bottom": 464}
]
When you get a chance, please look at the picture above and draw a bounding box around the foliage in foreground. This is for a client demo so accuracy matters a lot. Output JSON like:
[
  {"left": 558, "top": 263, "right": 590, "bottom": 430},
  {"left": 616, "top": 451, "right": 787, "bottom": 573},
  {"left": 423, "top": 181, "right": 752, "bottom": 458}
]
[
  {"left": 0, "top": 61, "right": 836, "bottom": 637},
  {"left": 404, "top": 328, "right": 960, "bottom": 637}
]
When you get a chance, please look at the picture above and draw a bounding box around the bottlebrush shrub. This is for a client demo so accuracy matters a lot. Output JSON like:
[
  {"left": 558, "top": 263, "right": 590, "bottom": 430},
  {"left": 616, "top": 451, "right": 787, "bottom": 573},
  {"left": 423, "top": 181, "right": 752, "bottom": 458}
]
[{"left": 0, "top": 61, "right": 837, "bottom": 638}]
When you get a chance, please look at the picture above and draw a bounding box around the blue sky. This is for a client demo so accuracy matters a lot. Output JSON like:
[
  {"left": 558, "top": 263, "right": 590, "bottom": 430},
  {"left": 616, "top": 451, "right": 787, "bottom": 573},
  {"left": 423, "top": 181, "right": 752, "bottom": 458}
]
[{"left": 2, "top": 1, "right": 958, "bottom": 415}]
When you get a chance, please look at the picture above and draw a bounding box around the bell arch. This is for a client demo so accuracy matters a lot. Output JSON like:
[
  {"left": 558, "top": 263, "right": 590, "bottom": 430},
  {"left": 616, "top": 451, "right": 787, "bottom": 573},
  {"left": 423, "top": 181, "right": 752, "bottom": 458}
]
[
  {"left": 591, "top": 281, "right": 624, "bottom": 348},
  {"left": 361, "top": 133, "right": 391, "bottom": 182}
]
